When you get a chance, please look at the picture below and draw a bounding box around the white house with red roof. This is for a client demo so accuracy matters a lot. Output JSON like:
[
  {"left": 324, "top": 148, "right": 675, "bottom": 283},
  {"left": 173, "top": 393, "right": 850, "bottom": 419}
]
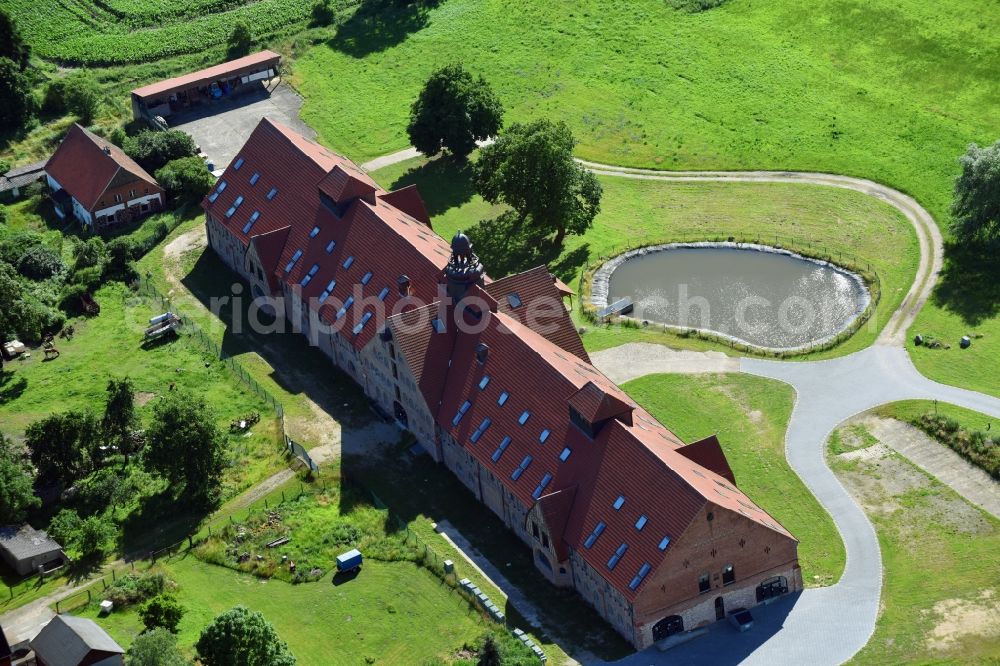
[
  {"left": 203, "top": 118, "right": 802, "bottom": 651},
  {"left": 44, "top": 124, "right": 164, "bottom": 229}
]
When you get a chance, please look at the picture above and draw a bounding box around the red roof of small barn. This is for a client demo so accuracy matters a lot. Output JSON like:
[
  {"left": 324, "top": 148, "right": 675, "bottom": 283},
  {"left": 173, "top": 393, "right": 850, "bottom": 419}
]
[
  {"left": 131, "top": 50, "right": 281, "bottom": 99},
  {"left": 484, "top": 265, "right": 590, "bottom": 362},
  {"left": 45, "top": 124, "right": 160, "bottom": 211}
]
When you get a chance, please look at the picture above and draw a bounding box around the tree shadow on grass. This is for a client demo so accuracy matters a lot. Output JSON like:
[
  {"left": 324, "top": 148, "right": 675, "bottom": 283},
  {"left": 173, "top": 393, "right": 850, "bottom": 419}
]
[
  {"left": 329, "top": 0, "right": 441, "bottom": 58},
  {"left": 388, "top": 157, "right": 476, "bottom": 218},
  {"left": 931, "top": 241, "right": 1000, "bottom": 326},
  {"left": 0, "top": 370, "right": 27, "bottom": 404},
  {"left": 119, "top": 488, "right": 209, "bottom": 560},
  {"left": 468, "top": 212, "right": 591, "bottom": 281}
]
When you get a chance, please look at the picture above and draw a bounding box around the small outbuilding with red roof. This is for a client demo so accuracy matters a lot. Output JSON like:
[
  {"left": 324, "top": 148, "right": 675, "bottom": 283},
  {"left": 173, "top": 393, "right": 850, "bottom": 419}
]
[{"left": 44, "top": 124, "right": 164, "bottom": 229}]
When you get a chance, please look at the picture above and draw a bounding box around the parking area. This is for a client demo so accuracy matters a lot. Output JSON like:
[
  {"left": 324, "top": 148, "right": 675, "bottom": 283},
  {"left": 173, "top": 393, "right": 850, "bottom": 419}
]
[{"left": 170, "top": 82, "right": 316, "bottom": 171}]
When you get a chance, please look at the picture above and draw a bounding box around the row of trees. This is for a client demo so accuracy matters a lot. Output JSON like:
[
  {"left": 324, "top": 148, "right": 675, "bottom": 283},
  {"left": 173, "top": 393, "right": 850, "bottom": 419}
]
[
  {"left": 407, "top": 63, "right": 602, "bottom": 245},
  {"left": 126, "top": 606, "right": 296, "bottom": 666}
]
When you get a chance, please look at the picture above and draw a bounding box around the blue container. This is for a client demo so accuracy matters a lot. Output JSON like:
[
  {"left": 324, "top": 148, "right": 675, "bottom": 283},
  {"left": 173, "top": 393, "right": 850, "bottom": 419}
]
[{"left": 336, "top": 549, "right": 363, "bottom": 572}]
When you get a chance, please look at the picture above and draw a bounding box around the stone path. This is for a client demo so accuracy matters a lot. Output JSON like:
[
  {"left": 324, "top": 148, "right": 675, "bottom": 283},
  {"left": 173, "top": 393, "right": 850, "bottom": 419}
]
[{"left": 859, "top": 416, "right": 1000, "bottom": 519}]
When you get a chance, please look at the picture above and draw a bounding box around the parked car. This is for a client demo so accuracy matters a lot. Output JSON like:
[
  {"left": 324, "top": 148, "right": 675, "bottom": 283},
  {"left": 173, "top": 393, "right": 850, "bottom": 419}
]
[{"left": 728, "top": 608, "right": 754, "bottom": 632}]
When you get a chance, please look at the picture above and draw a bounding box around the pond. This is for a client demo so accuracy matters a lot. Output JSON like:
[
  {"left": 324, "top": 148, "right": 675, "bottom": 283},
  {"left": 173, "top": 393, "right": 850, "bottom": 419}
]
[{"left": 601, "top": 244, "right": 870, "bottom": 350}]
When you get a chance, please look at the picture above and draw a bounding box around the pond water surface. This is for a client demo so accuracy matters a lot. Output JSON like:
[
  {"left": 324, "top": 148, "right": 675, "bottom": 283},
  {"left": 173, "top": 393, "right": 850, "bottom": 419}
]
[{"left": 607, "top": 246, "right": 869, "bottom": 350}]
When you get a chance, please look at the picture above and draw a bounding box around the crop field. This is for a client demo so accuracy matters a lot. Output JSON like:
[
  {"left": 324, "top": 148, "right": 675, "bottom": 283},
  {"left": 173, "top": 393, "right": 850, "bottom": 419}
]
[{"left": 0, "top": 0, "right": 357, "bottom": 65}]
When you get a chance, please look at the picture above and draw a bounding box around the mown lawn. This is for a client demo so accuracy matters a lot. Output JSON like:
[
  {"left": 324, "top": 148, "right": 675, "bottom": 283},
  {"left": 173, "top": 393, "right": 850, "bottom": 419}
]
[
  {"left": 622, "top": 373, "right": 845, "bottom": 586},
  {"left": 829, "top": 425, "right": 1000, "bottom": 664},
  {"left": 370, "top": 155, "right": 919, "bottom": 359},
  {"left": 75, "top": 555, "right": 490, "bottom": 665}
]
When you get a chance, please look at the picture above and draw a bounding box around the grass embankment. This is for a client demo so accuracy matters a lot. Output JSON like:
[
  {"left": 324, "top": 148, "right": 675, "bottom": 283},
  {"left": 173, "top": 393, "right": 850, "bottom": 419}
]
[
  {"left": 298, "top": 0, "right": 999, "bottom": 390},
  {"left": 370, "top": 156, "right": 919, "bottom": 359},
  {"left": 828, "top": 422, "right": 1000, "bottom": 664},
  {"left": 622, "top": 373, "right": 845, "bottom": 586}
]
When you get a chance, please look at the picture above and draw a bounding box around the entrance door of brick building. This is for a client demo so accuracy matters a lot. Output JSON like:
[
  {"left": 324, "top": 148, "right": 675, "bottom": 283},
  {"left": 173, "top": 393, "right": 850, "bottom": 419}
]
[{"left": 715, "top": 596, "right": 725, "bottom": 620}]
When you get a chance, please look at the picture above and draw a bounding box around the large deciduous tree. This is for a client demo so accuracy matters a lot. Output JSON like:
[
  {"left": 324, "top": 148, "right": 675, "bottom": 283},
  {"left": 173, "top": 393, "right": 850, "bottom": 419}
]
[
  {"left": 140, "top": 594, "right": 185, "bottom": 634},
  {"left": 155, "top": 157, "right": 215, "bottom": 203},
  {"left": 123, "top": 130, "right": 197, "bottom": 174},
  {"left": 145, "top": 391, "right": 224, "bottom": 506},
  {"left": 407, "top": 64, "right": 503, "bottom": 159},
  {"left": 196, "top": 606, "right": 297, "bottom": 666},
  {"left": 0, "top": 432, "right": 40, "bottom": 523},
  {"left": 952, "top": 140, "right": 1000, "bottom": 243},
  {"left": 0, "top": 57, "right": 37, "bottom": 130},
  {"left": 473, "top": 119, "right": 602, "bottom": 245},
  {"left": 102, "top": 377, "right": 138, "bottom": 465},
  {"left": 25, "top": 410, "right": 100, "bottom": 485},
  {"left": 0, "top": 10, "right": 30, "bottom": 70}
]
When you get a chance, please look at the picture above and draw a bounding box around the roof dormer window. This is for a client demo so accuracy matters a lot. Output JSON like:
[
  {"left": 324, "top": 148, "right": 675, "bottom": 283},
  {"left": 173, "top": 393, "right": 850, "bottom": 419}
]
[
  {"left": 491, "top": 436, "right": 511, "bottom": 463},
  {"left": 478, "top": 375, "right": 491, "bottom": 390},
  {"left": 319, "top": 279, "right": 336, "bottom": 303},
  {"left": 607, "top": 543, "right": 628, "bottom": 570},
  {"left": 208, "top": 180, "right": 227, "bottom": 203},
  {"left": 532, "top": 473, "right": 552, "bottom": 500},
  {"left": 539, "top": 429, "right": 550, "bottom": 443},
  {"left": 266, "top": 187, "right": 278, "bottom": 200},
  {"left": 242, "top": 210, "right": 260, "bottom": 234},
  {"left": 498, "top": 392, "right": 509, "bottom": 406},
  {"left": 325, "top": 240, "right": 336, "bottom": 253},
  {"left": 361, "top": 271, "right": 372, "bottom": 285},
  {"left": 249, "top": 172, "right": 260, "bottom": 185},
  {"left": 469, "top": 418, "right": 492, "bottom": 443},
  {"left": 300, "top": 263, "right": 320, "bottom": 287},
  {"left": 233, "top": 157, "right": 244, "bottom": 170},
  {"left": 336, "top": 295, "right": 354, "bottom": 319},
  {"left": 584, "top": 522, "right": 605, "bottom": 549},
  {"left": 309, "top": 226, "right": 321, "bottom": 238},
  {"left": 378, "top": 286, "right": 390, "bottom": 301},
  {"left": 629, "top": 563, "right": 652, "bottom": 590},
  {"left": 343, "top": 255, "right": 354, "bottom": 269},
  {"left": 559, "top": 447, "right": 572, "bottom": 462},
  {"left": 352, "top": 311, "right": 373, "bottom": 335},
  {"left": 518, "top": 411, "right": 530, "bottom": 425},
  {"left": 508, "top": 293, "right": 522, "bottom": 308},
  {"left": 431, "top": 318, "right": 446, "bottom": 334},
  {"left": 635, "top": 515, "right": 648, "bottom": 531},
  {"left": 658, "top": 536, "right": 671, "bottom": 551},
  {"left": 511, "top": 455, "right": 533, "bottom": 481},
  {"left": 452, "top": 400, "right": 471, "bottom": 426},
  {"left": 225, "top": 195, "right": 244, "bottom": 218},
  {"left": 613, "top": 495, "right": 625, "bottom": 510}
]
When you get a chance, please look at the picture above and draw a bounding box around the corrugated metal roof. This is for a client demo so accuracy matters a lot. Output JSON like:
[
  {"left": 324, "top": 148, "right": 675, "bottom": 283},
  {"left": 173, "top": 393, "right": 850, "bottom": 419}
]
[{"left": 131, "top": 50, "right": 281, "bottom": 99}]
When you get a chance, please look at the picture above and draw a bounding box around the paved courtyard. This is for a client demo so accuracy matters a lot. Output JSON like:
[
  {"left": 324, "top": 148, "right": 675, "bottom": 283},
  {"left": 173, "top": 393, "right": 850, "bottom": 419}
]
[{"left": 170, "top": 82, "right": 315, "bottom": 171}]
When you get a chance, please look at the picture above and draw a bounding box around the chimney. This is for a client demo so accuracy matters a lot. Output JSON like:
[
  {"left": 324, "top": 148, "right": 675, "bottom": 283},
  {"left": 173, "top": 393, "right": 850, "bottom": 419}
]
[
  {"left": 475, "top": 343, "right": 489, "bottom": 364},
  {"left": 103, "top": 146, "right": 112, "bottom": 156}
]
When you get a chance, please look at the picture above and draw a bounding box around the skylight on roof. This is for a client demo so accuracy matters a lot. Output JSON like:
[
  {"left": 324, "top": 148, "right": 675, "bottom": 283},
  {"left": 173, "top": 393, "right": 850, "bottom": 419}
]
[
  {"left": 532, "top": 472, "right": 553, "bottom": 500},
  {"left": 343, "top": 256, "right": 354, "bottom": 269},
  {"left": 491, "top": 436, "right": 511, "bottom": 463},
  {"left": 607, "top": 543, "right": 628, "bottom": 570},
  {"left": 378, "top": 286, "right": 390, "bottom": 301},
  {"left": 508, "top": 293, "right": 522, "bottom": 308},
  {"left": 319, "top": 279, "right": 336, "bottom": 303},
  {"left": 207, "top": 180, "right": 226, "bottom": 203},
  {"left": 325, "top": 240, "right": 336, "bottom": 254},
  {"left": 452, "top": 400, "right": 471, "bottom": 427},
  {"left": 242, "top": 210, "right": 260, "bottom": 234},
  {"left": 539, "top": 429, "right": 550, "bottom": 444},
  {"left": 361, "top": 271, "right": 372, "bottom": 285},
  {"left": 629, "top": 563, "right": 652, "bottom": 591},
  {"left": 431, "top": 318, "right": 446, "bottom": 334},
  {"left": 511, "top": 455, "right": 533, "bottom": 481},
  {"left": 225, "top": 195, "right": 244, "bottom": 218},
  {"left": 352, "top": 311, "right": 373, "bottom": 335},
  {"left": 479, "top": 375, "right": 491, "bottom": 390},
  {"left": 309, "top": 226, "right": 321, "bottom": 238},
  {"left": 266, "top": 187, "right": 278, "bottom": 200},
  {"left": 336, "top": 295, "right": 354, "bottom": 319},
  {"left": 613, "top": 495, "right": 625, "bottom": 510},
  {"left": 498, "top": 392, "right": 509, "bottom": 406},
  {"left": 284, "top": 249, "right": 303, "bottom": 273},
  {"left": 518, "top": 411, "right": 530, "bottom": 425},
  {"left": 635, "top": 515, "right": 648, "bottom": 531},
  {"left": 584, "top": 522, "right": 605, "bottom": 549},
  {"left": 300, "top": 263, "right": 320, "bottom": 287},
  {"left": 658, "top": 536, "right": 671, "bottom": 551},
  {"left": 559, "top": 447, "right": 572, "bottom": 462},
  {"left": 249, "top": 172, "right": 260, "bottom": 185},
  {"left": 469, "top": 418, "right": 492, "bottom": 443},
  {"left": 233, "top": 157, "right": 244, "bottom": 170}
]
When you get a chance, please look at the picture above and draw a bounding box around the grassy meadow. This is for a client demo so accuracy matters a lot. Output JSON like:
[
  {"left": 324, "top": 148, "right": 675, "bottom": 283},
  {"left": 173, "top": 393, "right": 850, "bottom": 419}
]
[
  {"left": 829, "top": 422, "right": 1000, "bottom": 664},
  {"left": 622, "top": 373, "right": 845, "bottom": 586},
  {"left": 370, "top": 155, "right": 920, "bottom": 358}
]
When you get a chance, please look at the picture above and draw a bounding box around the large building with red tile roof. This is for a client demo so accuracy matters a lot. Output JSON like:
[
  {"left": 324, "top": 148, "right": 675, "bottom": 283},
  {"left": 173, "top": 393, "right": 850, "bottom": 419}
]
[
  {"left": 204, "top": 118, "right": 802, "bottom": 651},
  {"left": 44, "top": 124, "right": 164, "bottom": 229}
]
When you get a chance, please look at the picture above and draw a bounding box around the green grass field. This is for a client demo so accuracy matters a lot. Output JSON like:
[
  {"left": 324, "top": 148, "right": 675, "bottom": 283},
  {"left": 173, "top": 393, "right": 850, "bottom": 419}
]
[
  {"left": 74, "top": 555, "right": 490, "bottom": 665},
  {"left": 622, "top": 373, "right": 845, "bottom": 586},
  {"left": 829, "top": 423, "right": 1000, "bottom": 664},
  {"left": 370, "top": 155, "right": 919, "bottom": 358}
]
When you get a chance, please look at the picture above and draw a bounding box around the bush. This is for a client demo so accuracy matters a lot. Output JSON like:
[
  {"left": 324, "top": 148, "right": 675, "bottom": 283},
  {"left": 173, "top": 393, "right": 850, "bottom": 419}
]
[
  {"left": 76, "top": 513, "right": 117, "bottom": 558},
  {"left": 228, "top": 20, "right": 253, "bottom": 58},
  {"left": 0, "top": 228, "right": 45, "bottom": 266},
  {"left": 123, "top": 130, "right": 197, "bottom": 174},
  {"left": 59, "top": 282, "right": 90, "bottom": 315},
  {"left": 48, "top": 508, "right": 84, "bottom": 544},
  {"left": 62, "top": 70, "right": 101, "bottom": 124},
  {"left": 105, "top": 237, "right": 137, "bottom": 281},
  {"left": 140, "top": 593, "right": 185, "bottom": 633},
  {"left": 0, "top": 57, "right": 36, "bottom": 130},
  {"left": 155, "top": 157, "right": 214, "bottom": 203},
  {"left": 17, "top": 244, "right": 66, "bottom": 280},
  {"left": 104, "top": 571, "right": 170, "bottom": 607},
  {"left": 914, "top": 413, "right": 1000, "bottom": 479},
  {"left": 126, "top": 628, "right": 187, "bottom": 666},
  {"left": 74, "top": 236, "right": 107, "bottom": 270}
]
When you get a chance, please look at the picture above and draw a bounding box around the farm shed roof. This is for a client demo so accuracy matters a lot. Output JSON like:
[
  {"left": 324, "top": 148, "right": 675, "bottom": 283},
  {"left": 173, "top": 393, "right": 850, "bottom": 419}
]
[
  {"left": 0, "top": 159, "right": 46, "bottom": 192},
  {"left": 0, "top": 524, "right": 63, "bottom": 562},
  {"left": 131, "top": 50, "right": 281, "bottom": 100},
  {"left": 30, "top": 615, "right": 124, "bottom": 666}
]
